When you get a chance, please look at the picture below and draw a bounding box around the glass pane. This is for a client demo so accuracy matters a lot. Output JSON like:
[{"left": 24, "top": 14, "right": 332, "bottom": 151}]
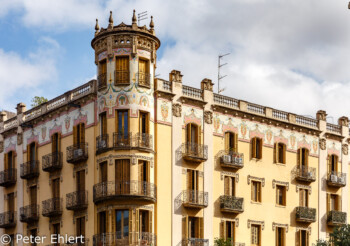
[
  {"left": 123, "top": 210, "right": 129, "bottom": 236},
  {"left": 124, "top": 111, "right": 128, "bottom": 135},
  {"left": 116, "top": 210, "right": 122, "bottom": 232}
]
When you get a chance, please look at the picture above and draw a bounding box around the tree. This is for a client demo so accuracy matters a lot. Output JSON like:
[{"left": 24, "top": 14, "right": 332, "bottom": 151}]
[
  {"left": 316, "top": 224, "right": 350, "bottom": 246},
  {"left": 31, "top": 96, "right": 48, "bottom": 107},
  {"left": 214, "top": 237, "right": 233, "bottom": 246}
]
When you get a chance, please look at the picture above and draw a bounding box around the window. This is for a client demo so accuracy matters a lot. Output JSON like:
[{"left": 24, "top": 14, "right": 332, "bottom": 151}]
[
  {"left": 251, "top": 137, "right": 262, "bottom": 159},
  {"left": 76, "top": 217, "right": 85, "bottom": 242},
  {"left": 327, "top": 194, "right": 341, "bottom": 212},
  {"left": 115, "top": 56, "right": 129, "bottom": 85},
  {"left": 224, "top": 176, "right": 235, "bottom": 197},
  {"left": 52, "top": 178, "right": 60, "bottom": 198},
  {"left": 98, "top": 211, "right": 107, "bottom": 234},
  {"left": 276, "top": 185, "right": 286, "bottom": 206},
  {"left": 139, "top": 210, "right": 152, "bottom": 234},
  {"left": 139, "top": 111, "right": 149, "bottom": 134},
  {"left": 221, "top": 220, "right": 235, "bottom": 242},
  {"left": 30, "top": 229, "right": 38, "bottom": 246},
  {"left": 76, "top": 170, "right": 85, "bottom": 191},
  {"left": 100, "top": 112, "right": 107, "bottom": 135},
  {"left": 116, "top": 110, "right": 129, "bottom": 137},
  {"left": 276, "top": 227, "right": 285, "bottom": 246},
  {"left": 138, "top": 160, "right": 149, "bottom": 183},
  {"left": 225, "top": 132, "right": 238, "bottom": 152},
  {"left": 7, "top": 193, "right": 14, "bottom": 212},
  {"left": 99, "top": 59, "right": 106, "bottom": 76},
  {"left": 298, "top": 148, "right": 309, "bottom": 167},
  {"left": 52, "top": 223, "right": 60, "bottom": 246},
  {"left": 328, "top": 154, "right": 339, "bottom": 174},
  {"left": 298, "top": 230, "right": 309, "bottom": 246},
  {"left": 100, "top": 162, "right": 107, "bottom": 183},
  {"left": 274, "top": 143, "right": 286, "bottom": 164},
  {"left": 251, "top": 181, "right": 262, "bottom": 203},
  {"left": 51, "top": 133, "right": 61, "bottom": 153},
  {"left": 299, "top": 188, "right": 309, "bottom": 207},
  {"left": 186, "top": 123, "right": 201, "bottom": 156},
  {"left": 115, "top": 159, "right": 130, "bottom": 194},
  {"left": 251, "top": 225, "right": 261, "bottom": 246},
  {"left": 73, "top": 123, "right": 85, "bottom": 145},
  {"left": 187, "top": 169, "right": 199, "bottom": 191},
  {"left": 115, "top": 209, "right": 129, "bottom": 237},
  {"left": 5, "top": 151, "right": 15, "bottom": 170},
  {"left": 30, "top": 186, "right": 37, "bottom": 206},
  {"left": 182, "top": 216, "right": 203, "bottom": 239},
  {"left": 138, "top": 59, "right": 150, "bottom": 87}
]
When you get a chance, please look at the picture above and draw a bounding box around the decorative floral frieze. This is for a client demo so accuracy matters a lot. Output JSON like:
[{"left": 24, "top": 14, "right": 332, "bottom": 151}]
[
  {"left": 272, "top": 179, "right": 289, "bottom": 190},
  {"left": 247, "top": 175, "right": 265, "bottom": 187}
]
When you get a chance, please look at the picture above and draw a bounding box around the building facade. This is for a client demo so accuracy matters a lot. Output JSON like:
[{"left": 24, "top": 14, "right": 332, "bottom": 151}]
[{"left": 0, "top": 10, "right": 349, "bottom": 246}]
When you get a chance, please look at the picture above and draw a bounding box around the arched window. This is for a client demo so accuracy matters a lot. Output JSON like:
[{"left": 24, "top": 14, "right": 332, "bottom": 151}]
[
  {"left": 224, "top": 132, "right": 238, "bottom": 153},
  {"left": 251, "top": 137, "right": 262, "bottom": 160},
  {"left": 297, "top": 148, "right": 309, "bottom": 167},
  {"left": 328, "top": 154, "right": 339, "bottom": 174},
  {"left": 274, "top": 143, "right": 286, "bottom": 164}
]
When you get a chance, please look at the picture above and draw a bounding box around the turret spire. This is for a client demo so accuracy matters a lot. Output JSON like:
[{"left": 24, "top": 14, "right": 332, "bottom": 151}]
[
  {"left": 108, "top": 11, "right": 113, "bottom": 28},
  {"left": 95, "top": 19, "right": 100, "bottom": 31},
  {"left": 132, "top": 10, "right": 137, "bottom": 25},
  {"left": 150, "top": 16, "right": 154, "bottom": 30}
]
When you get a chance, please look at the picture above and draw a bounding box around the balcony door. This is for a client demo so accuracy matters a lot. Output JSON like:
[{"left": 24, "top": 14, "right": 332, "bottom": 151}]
[
  {"left": 328, "top": 194, "right": 340, "bottom": 212},
  {"left": 328, "top": 154, "right": 338, "bottom": 174},
  {"left": 225, "top": 132, "right": 237, "bottom": 152},
  {"left": 138, "top": 161, "right": 150, "bottom": 195},
  {"left": 115, "top": 57, "right": 129, "bottom": 85},
  {"left": 76, "top": 217, "right": 85, "bottom": 241},
  {"left": 298, "top": 148, "right": 309, "bottom": 171},
  {"left": 52, "top": 223, "right": 60, "bottom": 246},
  {"left": 139, "top": 210, "right": 152, "bottom": 240},
  {"left": 224, "top": 176, "right": 235, "bottom": 197},
  {"left": 76, "top": 170, "right": 85, "bottom": 191},
  {"left": 74, "top": 123, "right": 85, "bottom": 146},
  {"left": 139, "top": 112, "right": 149, "bottom": 147},
  {"left": 51, "top": 133, "right": 60, "bottom": 154},
  {"left": 98, "top": 211, "right": 107, "bottom": 234},
  {"left": 100, "top": 162, "right": 107, "bottom": 183},
  {"left": 52, "top": 178, "right": 60, "bottom": 199},
  {"left": 30, "top": 186, "right": 37, "bottom": 206},
  {"left": 186, "top": 123, "right": 201, "bottom": 155},
  {"left": 182, "top": 216, "right": 203, "bottom": 240},
  {"left": 115, "top": 210, "right": 129, "bottom": 241},
  {"left": 138, "top": 59, "right": 149, "bottom": 86},
  {"left": 100, "top": 112, "right": 107, "bottom": 136},
  {"left": 299, "top": 189, "right": 309, "bottom": 207},
  {"left": 116, "top": 160, "right": 130, "bottom": 194},
  {"left": 116, "top": 110, "right": 129, "bottom": 144}
]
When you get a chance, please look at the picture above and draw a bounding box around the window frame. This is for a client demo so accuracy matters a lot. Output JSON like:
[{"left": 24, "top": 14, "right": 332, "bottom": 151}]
[
  {"left": 251, "top": 137, "right": 263, "bottom": 160},
  {"left": 251, "top": 224, "right": 261, "bottom": 246},
  {"left": 251, "top": 181, "right": 262, "bottom": 203},
  {"left": 276, "top": 185, "right": 287, "bottom": 206}
]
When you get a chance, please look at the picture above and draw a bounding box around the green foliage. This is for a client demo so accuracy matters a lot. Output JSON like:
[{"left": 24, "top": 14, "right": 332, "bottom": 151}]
[
  {"left": 214, "top": 237, "right": 233, "bottom": 246},
  {"left": 316, "top": 224, "right": 350, "bottom": 246},
  {"left": 315, "top": 239, "right": 330, "bottom": 246},
  {"left": 31, "top": 96, "right": 48, "bottom": 107}
]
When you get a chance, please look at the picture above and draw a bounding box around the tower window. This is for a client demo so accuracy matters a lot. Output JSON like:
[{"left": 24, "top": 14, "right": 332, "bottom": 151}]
[
  {"left": 98, "top": 59, "right": 107, "bottom": 89},
  {"left": 138, "top": 58, "right": 150, "bottom": 87},
  {"left": 115, "top": 56, "right": 129, "bottom": 85}
]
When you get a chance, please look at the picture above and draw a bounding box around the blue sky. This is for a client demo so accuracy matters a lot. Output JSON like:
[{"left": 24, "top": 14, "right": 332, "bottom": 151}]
[{"left": 1, "top": 0, "right": 350, "bottom": 120}]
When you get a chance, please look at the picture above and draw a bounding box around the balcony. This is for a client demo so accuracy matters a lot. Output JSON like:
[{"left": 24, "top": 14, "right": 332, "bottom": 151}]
[
  {"left": 0, "top": 211, "right": 16, "bottom": 228},
  {"left": 113, "top": 132, "right": 153, "bottom": 152},
  {"left": 93, "top": 232, "right": 156, "bottom": 246},
  {"left": 114, "top": 70, "right": 130, "bottom": 85},
  {"left": 20, "top": 160, "right": 40, "bottom": 179},
  {"left": 295, "top": 206, "right": 316, "bottom": 223},
  {"left": 42, "top": 152, "right": 63, "bottom": 172},
  {"left": 327, "top": 171, "right": 346, "bottom": 188},
  {"left": 220, "top": 151, "right": 244, "bottom": 169},
  {"left": 66, "top": 143, "right": 88, "bottom": 164},
  {"left": 327, "top": 210, "right": 347, "bottom": 226},
  {"left": 66, "top": 190, "right": 88, "bottom": 211},
  {"left": 137, "top": 72, "right": 151, "bottom": 88},
  {"left": 0, "top": 168, "right": 17, "bottom": 187},
  {"left": 98, "top": 73, "right": 107, "bottom": 90},
  {"left": 93, "top": 181, "right": 156, "bottom": 204},
  {"left": 96, "top": 134, "right": 109, "bottom": 154},
  {"left": 294, "top": 166, "right": 316, "bottom": 182},
  {"left": 219, "top": 195, "right": 244, "bottom": 213},
  {"left": 42, "top": 198, "right": 62, "bottom": 217},
  {"left": 182, "top": 190, "right": 208, "bottom": 209},
  {"left": 20, "top": 204, "right": 39, "bottom": 223},
  {"left": 182, "top": 143, "right": 208, "bottom": 162},
  {"left": 182, "top": 239, "right": 209, "bottom": 246}
]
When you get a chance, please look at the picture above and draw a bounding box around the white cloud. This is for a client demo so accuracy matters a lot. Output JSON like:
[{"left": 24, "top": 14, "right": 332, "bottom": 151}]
[{"left": 0, "top": 37, "right": 60, "bottom": 111}]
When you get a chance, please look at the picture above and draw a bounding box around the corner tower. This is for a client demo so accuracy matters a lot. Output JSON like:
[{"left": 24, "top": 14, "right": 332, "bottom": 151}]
[{"left": 91, "top": 10, "right": 160, "bottom": 245}]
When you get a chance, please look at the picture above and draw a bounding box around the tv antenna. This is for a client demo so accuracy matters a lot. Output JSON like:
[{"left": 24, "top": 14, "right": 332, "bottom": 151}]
[
  {"left": 218, "top": 53, "right": 230, "bottom": 94},
  {"left": 138, "top": 11, "right": 148, "bottom": 26}
]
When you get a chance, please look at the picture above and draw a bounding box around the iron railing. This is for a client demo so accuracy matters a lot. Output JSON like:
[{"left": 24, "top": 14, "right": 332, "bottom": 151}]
[
  {"left": 134, "top": 133, "right": 153, "bottom": 150},
  {"left": 219, "top": 195, "right": 244, "bottom": 213},
  {"left": 113, "top": 132, "right": 153, "bottom": 151},
  {"left": 182, "top": 238, "right": 209, "bottom": 246},
  {"left": 327, "top": 210, "right": 347, "bottom": 226},
  {"left": 295, "top": 206, "right": 316, "bottom": 223},
  {"left": 0, "top": 168, "right": 17, "bottom": 187},
  {"left": 182, "top": 190, "right": 208, "bottom": 208},
  {"left": 93, "top": 181, "right": 156, "bottom": 203},
  {"left": 113, "top": 132, "right": 132, "bottom": 149},
  {"left": 42, "top": 197, "right": 63, "bottom": 217},
  {"left": 20, "top": 160, "right": 40, "bottom": 179},
  {"left": 66, "top": 190, "right": 88, "bottom": 210},
  {"left": 182, "top": 143, "right": 208, "bottom": 162},
  {"left": 114, "top": 70, "right": 130, "bottom": 85},
  {"left": 327, "top": 171, "right": 346, "bottom": 187},
  {"left": 294, "top": 166, "right": 316, "bottom": 182},
  {"left": 67, "top": 143, "right": 88, "bottom": 164},
  {"left": 42, "top": 152, "right": 63, "bottom": 172},
  {"left": 0, "top": 211, "right": 16, "bottom": 228},
  {"left": 20, "top": 204, "right": 39, "bottom": 223},
  {"left": 220, "top": 151, "right": 244, "bottom": 169},
  {"left": 93, "top": 232, "right": 156, "bottom": 246},
  {"left": 137, "top": 72, "right": 151, "bottom": 88},
  {"left": 98, "top": 73, "right": 107, "bottom": 90},
  {"left": 96, "top": 134, "right": 109, "bottom": 153}
]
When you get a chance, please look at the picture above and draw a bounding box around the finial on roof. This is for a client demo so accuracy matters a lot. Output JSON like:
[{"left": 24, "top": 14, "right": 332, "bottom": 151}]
[
  {"left": 132, "top": 9, "right": 137, "bottom": 24},
  {"left": 95, "top": 19, "right": 100, "bottom": 31},
  {"left": 150, "top": 16, "right": 154, "bottom": 29},
  {"left": 109, "top": 11, "right": 113, "bottom": 27}
]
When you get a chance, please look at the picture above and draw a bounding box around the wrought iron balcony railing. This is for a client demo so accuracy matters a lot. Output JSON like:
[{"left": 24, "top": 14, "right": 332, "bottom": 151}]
[
  {"left": 93, "top": 232, "right": 156, "bottom": 246},
  {"left": 0, "top": 168, "right": 17, "bottom": 187},
  {"left": 182, "top": 143, "right": 208, "bottom": 162},
  {"left": 20, "top": 204, "right": 39, "bottom": 223},
  {"left": 182, "top": 238, "right": 209, "bottom": 246},
  {"left": 20, "top": 160, "right": 40, "bottom": 179},
  {"left": 96, "top": 134, "right": 109, "bottom": 153},
  {"left": 114, "top": 70, "right": 130, "bottom": 85},
  {"left": 66, "top": 190, "right": 88, "bottom": 211},
  {"left": 219, "top": 195, "right": 244, "bottom": 213},
  {"left": 327, "top": 171, "right": 346, "bottom": 187},
  {"left": 294, "top": 166, "right": 316, "bottom": 182},
  {"left": 67, "top": 143, "right": 88, "bottom": 164},
  {"left": 93, "top": 181, "right": 156, "bottom": 204},
  {"left": 42, "top": 152, "right": 63, "bottom": 172},
  {"left": 0, "top": 211, "right": 16, "bottom": 228},
  {"left": 182, "top": 190, "right": 208, "bottom": 208},
  {"left": 113, "top": 132, "right": 153, "bottom": 151},
  {"left": 295, "top": 206, "right": 316, "bottom": 223},
  {"left": 42, "top": 197, "right": 63, "bottom": 217},
  {"left": 220, "top": 151, "right": 244, "bottom": 169},
  {"left": 98, "top": 73, "right": 107, "bottom": 90},
  {"left": 327, "top": 210, "right": 347, "bottom": 226},
  {"left": 137, "top": 72, "right": 151, "bottom": 88}
]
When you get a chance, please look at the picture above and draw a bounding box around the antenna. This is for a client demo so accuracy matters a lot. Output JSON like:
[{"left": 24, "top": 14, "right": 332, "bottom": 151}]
[
  {"left": 138, "top": 11, "right": 148, "bottom": 26},
  {"left": 218, "top": 53, "right": 230, "bottom": 94}
]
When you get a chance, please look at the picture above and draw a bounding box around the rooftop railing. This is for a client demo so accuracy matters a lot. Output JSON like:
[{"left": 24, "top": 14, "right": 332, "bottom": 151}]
[
  {"left": 327, "top": 123, "right": 342, "bottom": 134},
  {"left": 213, "top": 94, "right": 239, "bottom": 108},
  {"left": 182, "top": 85, "right": 203, "bottom": 100}
]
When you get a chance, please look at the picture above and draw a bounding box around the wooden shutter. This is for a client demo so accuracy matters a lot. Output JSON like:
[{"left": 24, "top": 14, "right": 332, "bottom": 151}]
[
  {"left": 135, "top": 210, "right": 140, "bottom": 236},
  {"left": 182, "top": 216, "right": 188, "bottom": 239},
  {"left": 116, "top": 160, "right": 122, "bottom": 182},
  {"left": 73, "top": 126, "right": 78, "bottom": 145},
  {"left": 234, "top": 133, "right": 238, "bottom": 152},
  {"left": 102, "top": 113, "right": 107, "bottom": 135},
  {"left": 30, "top": 186, "right": 37, "bottom": 205},
  {"left": 198, "top": 217, "right": 204, "bottom": 238},
  {"left": 251, "top": 182, "right": 255, "bottom": 201},
  {"left": 80, "top": 123, "right": 85, "bottom": 143},
  {"left": 139, "top": 161, "right": 144, "bottom": 182},
  {"left": 305, "top": 149, "right": 309, "bottom": 167},
  {"left": 258, "top": 138, "right": 263, "bottom": 159},
  {"left": 274, "top": 143, "right": 277, "bottom": 163},
  {"left": 129, "top": 209, "right": 134, "bottom": 241},
  {"left": 258, "top": 182, "right": 261, "bottom": 202},
  {"left": 225, "top": 133, "right": 230, "bottom": 151},
  {"left": 101, "top": 162, "right": 107, "bottom": 182},
  {"left": 57, "top": 133, "right": 61, "bottom": 152},
  {"left": 198, "top": 125, "right": 201, "bottom": 145},
  {"left": 8, "top": 193, "right": 14, "bottom": 212},
  {"left": 149, "top": 211, "right": 153, "bottom": 233},
  {"left": 282, "top": 144, "right": 286, "bottom": 164},
  {"left": 146, "top": 113, "right": 149, "bottom": 134},
  {"left": 252, "top": 138, "right": 256, "bottom": 159},
  {"left": 52, "top": 134, "right": 57, "bottom": 153},
  {"left": 298, "top": 149, "right": 301, "bottom": 167},
  {"left": 4, "top": 153, "right": 8, "bottom": 170},
  {"left": 327, "top": 193, "right": 330, "bottom": 212},
  {"left": 139, "top": 59, "right": 147, "bottom": 73},
  {"left": 220, "top": 221, "right": 226, "bottom": 239},
  {"left": 187, "top": 170, "right": 192, "bottom": 191},
  {"left": 111, "top": 209, "right": 116, "bottom": 234},
  {"left": 187, "top": 124, "right": 191, "bottom": 144},
  {"left": 224, "top": 176, "right": 230, "bottom": 196}
]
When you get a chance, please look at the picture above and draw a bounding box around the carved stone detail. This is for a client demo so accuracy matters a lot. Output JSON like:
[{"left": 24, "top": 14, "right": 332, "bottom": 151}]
[
  {"left": 338, "top": 116, "right": 349, "bottom": 127},
  {"left": 201, "top": 78, "right": 214, "bottom": 91},
  {"left": 0, "top": 141, "right": 3, "bottom": 153},
  {"left": 220, "top": 172, "right": 239, "bottom": 182},
  {"left": 342, "top": 144, "right": 348, "bottom": 155},
  {"left": 172, "top": 103, "right": 182, "bottom": 117},
  {"left": 204, "top": 111, "right": 213, "bottom": 124},
  {"left": 272, "top": 179, "right": 289, "bottom": 190},
  {"left": 319, "top": 138, "right": 326, "bottom": 150},
  {"left": 296, "top": 184, "right": 312, "bottom": 195},
  {"left": 296, "top": 226, "right": 311, "bottom": 234},
  {"left": 247, "top": 175, "right": 265, "bottom": 187},
  {"left": 247, "top": 219, "right": 265, "bottom": 230},
  {"left": 17, "top": 133, "right": 23, "bottom": 145},
  {"left": 316, "top": 110, "right": 327, "bottom": 121},
  {"left": 272, "top": 222, "right": 289, "bottom": 233}
]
